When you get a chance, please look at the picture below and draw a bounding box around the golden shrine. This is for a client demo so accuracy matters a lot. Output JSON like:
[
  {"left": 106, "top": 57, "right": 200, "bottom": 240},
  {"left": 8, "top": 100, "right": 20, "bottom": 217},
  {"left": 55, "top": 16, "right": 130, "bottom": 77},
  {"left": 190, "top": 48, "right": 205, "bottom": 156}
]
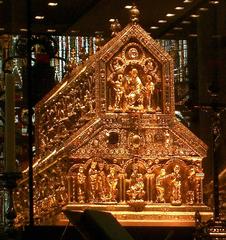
[{"left": 15, "top": 7, "right": 211, "bottom": 226}]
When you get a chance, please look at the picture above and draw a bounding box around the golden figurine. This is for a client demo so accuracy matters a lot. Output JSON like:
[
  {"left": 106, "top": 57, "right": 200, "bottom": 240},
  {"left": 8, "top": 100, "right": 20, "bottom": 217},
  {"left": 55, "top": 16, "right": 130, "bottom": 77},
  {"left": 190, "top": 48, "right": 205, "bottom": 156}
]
[
  {"left": 145, "top": 75, "right": 155, "bottom": 112},
  {"left": 110, "top": 19, "right": 121, "bottom": 37},
  {"left": 127, "top": 163, "right": 145, "bottom": 201},
  {"left": 170, "top": 165, "right": 182, "bottom": 206},
  {"left": 108, "top": 57, "right": 125, "bottom": 111},
  {"left": 77, "top": 166, "right": 86, "bottom": 203},
  {"left": 125, "top": 68, "right": 144, "bottom": 111},
  {"left": 107, "top": 166, "right": 118, "bottom": 202},
  {"left": 186, "top": 168, "right": 196, "bottom": 205},
  {"left": 155, "top": 168, "right": 166, "bottom": 203},
  {"left": 96, "top": 161, "right": 107, "bottom": 202},
  {"left": 84, "top": 89, "right": 94, "bottom": 113},
  {"left": 143, "top": 58, "right": 161, "bottom": 111},
  {"left": 164, "top": 130, "right": 171, "bottom": 147},
  {"left": 112, "top": 72, "right": 124, "bottom": 111},
  {"left": 88, "top": 161, "right": 98, "bottom": 202}
]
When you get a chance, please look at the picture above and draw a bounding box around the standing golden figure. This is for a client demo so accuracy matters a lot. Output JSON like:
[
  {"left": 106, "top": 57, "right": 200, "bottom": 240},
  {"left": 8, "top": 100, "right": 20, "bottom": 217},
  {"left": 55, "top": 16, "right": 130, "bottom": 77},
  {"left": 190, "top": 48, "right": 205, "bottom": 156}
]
[
  {"left": 77, "top": 166, "right": 86, "bottom": 203},
  {"left": 186, "top": 168, "right": 196, "bottom": 205},
  {"left": 96, "top": 161, "right": 108, "bottom": 202},
  {"left": 156, "top": 168, "right": 166, "bottom": 203},
  {"left": 170, "top": 165, "right": 182, "bottom": 206},
  {"left": 88, "top": 161, "right": 98, "bottom": 203},
  {"left": 107, "top": 166, "right": 118, "bottom": 202}
]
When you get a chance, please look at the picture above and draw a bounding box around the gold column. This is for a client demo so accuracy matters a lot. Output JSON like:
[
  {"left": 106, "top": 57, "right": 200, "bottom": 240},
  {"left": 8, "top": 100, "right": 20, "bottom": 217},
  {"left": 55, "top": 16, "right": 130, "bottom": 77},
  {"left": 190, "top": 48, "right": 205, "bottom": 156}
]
[
  {"left": 67, "top": 176, "right": 72, "bottom": 203},
  {"left": 146, "top": 173, "right": 155, "bottom": 203},
  {"left": 119, "top": 173, "right": 123, "bottom": 203},
  {"left": 196, "top": 172, "right": 204, "bottom": 204},
  {"left": 72, "top": 176, "right": 76, "bottom": 202},
  {"left": 123, "top": 173, "right": 126, "bottom": 203},
  {"left": 149, "top": 173, "right": 155, "bottom": 203},
  {"left": 119, "top": 172, "right": 126, "bottom": 203},
  {"left": 145, "top": 173, "right": 150, "bottom": 202}
]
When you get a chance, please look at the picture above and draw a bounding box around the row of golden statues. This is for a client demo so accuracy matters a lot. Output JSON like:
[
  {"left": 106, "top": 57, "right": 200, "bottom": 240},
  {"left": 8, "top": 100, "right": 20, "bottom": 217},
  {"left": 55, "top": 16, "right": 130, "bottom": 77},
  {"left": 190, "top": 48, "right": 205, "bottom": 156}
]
[
  {"left": 68, "top": 160, "right": 202, "bottom": 206},
  {"left": 14, "top": 158, "right": 203, "bottom": 225}
]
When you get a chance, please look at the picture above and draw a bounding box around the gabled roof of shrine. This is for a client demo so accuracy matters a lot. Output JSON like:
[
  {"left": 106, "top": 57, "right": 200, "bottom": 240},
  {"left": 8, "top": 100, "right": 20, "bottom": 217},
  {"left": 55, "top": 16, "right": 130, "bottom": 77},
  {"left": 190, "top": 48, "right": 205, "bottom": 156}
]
[
  {"left": 97, "top": 23, "right": 173, "bottom": 64},
  {"left": 36, "top": 23, "right": 173, "bottom": 109},
  {"left": 33, "top": 22, "right": 207, "bottom": 173}
]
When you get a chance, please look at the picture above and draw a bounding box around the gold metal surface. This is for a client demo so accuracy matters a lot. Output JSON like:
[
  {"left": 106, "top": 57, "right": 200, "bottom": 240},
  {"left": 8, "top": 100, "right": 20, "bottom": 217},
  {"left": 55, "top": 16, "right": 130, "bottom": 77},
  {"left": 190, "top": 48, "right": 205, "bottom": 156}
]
[{"left": 15, "top": 11, "right": 211, "bottom": 226}]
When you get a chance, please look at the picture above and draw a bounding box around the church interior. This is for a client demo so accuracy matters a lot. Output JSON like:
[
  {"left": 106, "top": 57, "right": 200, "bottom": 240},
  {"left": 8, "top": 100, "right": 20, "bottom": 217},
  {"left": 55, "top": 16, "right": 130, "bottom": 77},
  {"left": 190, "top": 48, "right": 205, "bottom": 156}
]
[{"left": 0, "top": 0, "right": 226, "bottom": 240}]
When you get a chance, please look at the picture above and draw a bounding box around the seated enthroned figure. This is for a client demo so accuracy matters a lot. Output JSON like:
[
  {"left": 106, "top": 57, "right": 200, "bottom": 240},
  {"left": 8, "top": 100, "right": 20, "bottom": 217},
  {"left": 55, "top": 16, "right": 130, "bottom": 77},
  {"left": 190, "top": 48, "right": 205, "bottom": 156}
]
[{"left": 125, "top": 68, "right": 144, "bottom": 111}]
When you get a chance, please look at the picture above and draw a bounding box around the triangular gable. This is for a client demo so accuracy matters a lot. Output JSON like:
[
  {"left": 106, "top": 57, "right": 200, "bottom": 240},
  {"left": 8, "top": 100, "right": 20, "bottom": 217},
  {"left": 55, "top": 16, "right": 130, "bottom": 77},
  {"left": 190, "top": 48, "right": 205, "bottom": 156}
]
[{"left": 99, "top": 24, "right": 172, "bottom": 64}]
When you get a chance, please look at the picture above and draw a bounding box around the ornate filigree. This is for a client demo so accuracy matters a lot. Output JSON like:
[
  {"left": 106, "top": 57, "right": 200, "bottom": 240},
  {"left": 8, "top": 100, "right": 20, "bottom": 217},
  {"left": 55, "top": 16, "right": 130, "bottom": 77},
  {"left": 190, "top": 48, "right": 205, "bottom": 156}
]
[
  {"left": 106, "top": 41, "right": 162, "bottom": 113},
  {"left": 36, "top": 68, "right": 96, "bottom": 158}
]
